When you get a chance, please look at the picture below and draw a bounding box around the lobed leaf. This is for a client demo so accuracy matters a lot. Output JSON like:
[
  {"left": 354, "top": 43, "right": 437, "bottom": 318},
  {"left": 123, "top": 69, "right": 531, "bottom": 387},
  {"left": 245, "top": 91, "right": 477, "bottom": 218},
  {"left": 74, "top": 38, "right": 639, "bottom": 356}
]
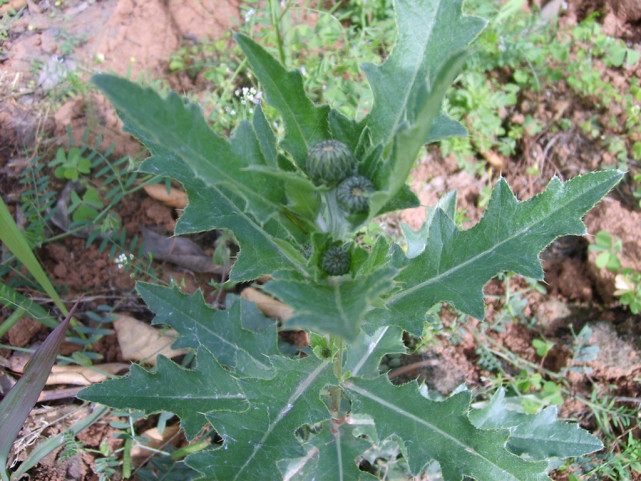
[
  {"left": 364, "top": 0, "right": 485, "bottom": 148},
  {"left": 235, "top": 33, "right": 330, "bottom": 167},
  {"left": 469, "top": 388, "right": 603, "bottom": 460},
  {"left": 345, "top": 377, "right": 550, "bottom": 481},
  {"left": 384, "top": 171, "right": 623, "bottom": 332},
  {"left": 136, "top": 283, "right": 279, "bottom": 379},
  {"left": 186, "top": 356, "right": 334, "bottom": 480},
  {"left": 78, "top": 348, "right": 247, "bottom": 439},
  {"left": 91, "top": 75, "right": 306, "bottom": 281}
]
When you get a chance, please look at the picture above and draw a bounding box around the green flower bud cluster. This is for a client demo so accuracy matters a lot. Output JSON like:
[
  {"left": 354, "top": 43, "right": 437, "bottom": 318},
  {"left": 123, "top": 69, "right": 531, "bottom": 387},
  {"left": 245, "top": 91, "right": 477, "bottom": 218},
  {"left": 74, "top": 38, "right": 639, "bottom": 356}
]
[
  {"left": 305, "top": 140, "right": 356, "bottom": 187},
  {"left": 336, "top": 175, "right": 374, "bottom": 214},
  {"left": 320, "top": 244, "right": 351, "bottom": 276},
  {"left": 307, "top": 140, "right": 376, "bottom": 276}
]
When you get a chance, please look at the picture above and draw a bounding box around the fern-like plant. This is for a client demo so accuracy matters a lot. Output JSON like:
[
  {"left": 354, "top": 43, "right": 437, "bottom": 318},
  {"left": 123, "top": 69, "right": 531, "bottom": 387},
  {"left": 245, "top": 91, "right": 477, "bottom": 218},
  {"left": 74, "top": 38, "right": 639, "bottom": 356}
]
[{"left": 79, "top": 1, "right": 621, "bottom": 479}]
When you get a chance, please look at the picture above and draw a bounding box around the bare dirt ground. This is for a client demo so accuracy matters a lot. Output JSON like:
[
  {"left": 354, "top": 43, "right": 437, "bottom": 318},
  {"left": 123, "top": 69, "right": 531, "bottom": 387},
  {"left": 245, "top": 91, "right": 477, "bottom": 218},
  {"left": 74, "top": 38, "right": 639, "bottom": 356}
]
[{"left": 1, "top": 0, "right": 640, "bottom": 479}]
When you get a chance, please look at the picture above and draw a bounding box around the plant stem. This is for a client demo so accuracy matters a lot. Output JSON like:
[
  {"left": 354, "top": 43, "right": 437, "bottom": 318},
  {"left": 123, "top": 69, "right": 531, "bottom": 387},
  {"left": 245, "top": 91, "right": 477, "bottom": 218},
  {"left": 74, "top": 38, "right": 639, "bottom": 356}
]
[
  {"left": 467, "top": 323, "right": 564, "bottom": 381},
  {"left": 0, "top": 308, "right": 25, "bottom": 339},
  {"left": 328, "top": 335, "right": 344, "bottom": 413},
  {"left": 322, "top": 190, "right": 348, "bottom": 240},
  {"left": 332, "top": 335, "right": 343, "bottom": 379},
  {"left": 269, "top": 0, "right": 287, "bottom": 66}
]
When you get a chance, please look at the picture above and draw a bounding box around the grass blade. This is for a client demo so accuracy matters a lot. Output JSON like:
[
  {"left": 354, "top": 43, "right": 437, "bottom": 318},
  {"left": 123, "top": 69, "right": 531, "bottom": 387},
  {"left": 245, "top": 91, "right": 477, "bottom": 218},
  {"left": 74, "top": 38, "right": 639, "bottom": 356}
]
[
  {"left": 0, "top": 197, "right": 68, "bottom": 318},
  {"left": 0, "top": 301, "right": 79, "bottom": 479}
]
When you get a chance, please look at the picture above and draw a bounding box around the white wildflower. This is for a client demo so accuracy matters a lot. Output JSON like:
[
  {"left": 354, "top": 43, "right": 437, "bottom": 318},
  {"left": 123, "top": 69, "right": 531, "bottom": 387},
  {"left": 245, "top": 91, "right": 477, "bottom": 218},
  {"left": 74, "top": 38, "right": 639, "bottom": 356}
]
[{"left": 244, "top": 8, "right": 255, "bottom": 23}]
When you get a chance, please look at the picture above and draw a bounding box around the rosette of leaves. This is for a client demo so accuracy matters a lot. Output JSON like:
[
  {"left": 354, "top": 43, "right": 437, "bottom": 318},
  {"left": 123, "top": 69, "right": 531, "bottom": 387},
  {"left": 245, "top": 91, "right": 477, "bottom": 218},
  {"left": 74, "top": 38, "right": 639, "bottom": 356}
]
[{"left": 80, "top": 1, "right": 620, "bottom": 480}]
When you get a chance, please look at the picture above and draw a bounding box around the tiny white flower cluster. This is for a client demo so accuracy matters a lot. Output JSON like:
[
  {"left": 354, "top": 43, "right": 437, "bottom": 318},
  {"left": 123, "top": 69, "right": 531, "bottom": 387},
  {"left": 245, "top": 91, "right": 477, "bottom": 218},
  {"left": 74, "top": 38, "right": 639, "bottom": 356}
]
[
  {"left": 244, "top": 7, "right": 255, "bottom": 23},
  {"left": 235, "top": 86, "right": 263, "bottom": 105},
  {"left": 114, "top": 252, "right": 133, "bottom": 269}
]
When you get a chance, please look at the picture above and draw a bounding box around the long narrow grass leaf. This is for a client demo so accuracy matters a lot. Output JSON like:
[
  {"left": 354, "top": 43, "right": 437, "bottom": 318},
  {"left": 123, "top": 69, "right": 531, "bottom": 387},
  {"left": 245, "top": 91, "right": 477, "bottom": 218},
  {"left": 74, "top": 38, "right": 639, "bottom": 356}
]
[
  {"left": 0, "top": 197, "right": 68, "bottom": 317},
  {"left": 0, "top": 301, "right": 78, "bottom": 477}
]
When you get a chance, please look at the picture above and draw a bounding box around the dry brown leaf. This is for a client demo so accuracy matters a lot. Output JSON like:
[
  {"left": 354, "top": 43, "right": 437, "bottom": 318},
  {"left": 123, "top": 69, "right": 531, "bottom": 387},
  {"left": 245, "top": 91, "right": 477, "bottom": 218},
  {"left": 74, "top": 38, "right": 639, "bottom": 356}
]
[
  {"left": 240, "top": 287, "right": 293, "bottom": 322},
  {"left": 141, "top": 226, "right": 230, "bottom": 275},
  {"left": 144, "top": 184, "right": 188, "bottom": 208},
  {"left": 130, "top": 424, "right": 182, "bottom": 460},
  {"left": 114, "top": 314, "right": 188, "bottom": 365},
  {"left": 481, "top": 150, "right": 507, "bottom": 170},
  {"left": 46, "top": 363, "right": 129, "bottom": 386}
]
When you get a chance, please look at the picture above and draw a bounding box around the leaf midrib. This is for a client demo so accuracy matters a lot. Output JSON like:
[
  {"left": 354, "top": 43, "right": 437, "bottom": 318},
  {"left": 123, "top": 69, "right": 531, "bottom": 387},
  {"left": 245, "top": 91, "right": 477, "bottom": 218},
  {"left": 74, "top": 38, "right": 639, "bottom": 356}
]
[
  {"left": 115, "top": 393, "right": 245, "bottom": 401},
  {"left": 346, "top": 381, "right": 522, "bottom": 480},
  {"left": 112, "top": 90, "right": 307, "bottom": 277},
  {"left": 233, "top": 361, "right": 331, "bottom": 480},
  {"left": 126, "top": 102, "right": 283, "bottom": 220},
  {"left": 349, "top": 326, "right": 390, "bottom": 378},
  {"left": 386, "top": 180, "right": 600, "bottom": 307},
  {"left": 373, "top": 0, "right": 441, "bottom": 147},
  {"left": 145, "top": 289, "right": 273, "bottom": 374}
]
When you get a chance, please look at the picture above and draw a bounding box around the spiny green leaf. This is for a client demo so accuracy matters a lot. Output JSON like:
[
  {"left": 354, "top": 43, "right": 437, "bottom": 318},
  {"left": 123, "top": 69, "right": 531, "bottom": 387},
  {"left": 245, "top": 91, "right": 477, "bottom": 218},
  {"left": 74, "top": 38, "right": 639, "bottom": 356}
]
[
  {"left": 0, "top": 306, "right": 73, "bottom": 474},
  {"left": 385, "top": 171, "right": 623, "bottom": 331},
  {"left": 469, "top": 388, "right": 603, "bottom": 460},
  {"left": 364, "top": 0, "right": 485, "bottom": 147},
  {"left": 186, "top": 356, "right": 334, "bottom": 481},
  {"left": 78, "top": 348, "right": 247, "bottom": 439},
  {"left": 425, "top": 112, "right": 467, "bottom": 144},
  {"left": 343, "top": 326, "right": 405, "bottom": 378},
  {"left": 92, "top": 75, "right": 282, "bottom": 223},
  {"left": 279, "top": 422, "right": 377, "bottom": 481},
  {"left": 91, "top": 74, "right": 306, "bottom": 281},
  {"left": 137, "top": 283, "right": 279, "bottom": 379},
  {"left": 265, "top": 267, "right": 397, "bottom": 340},
  {"left": 161, "top": 168, "right": 305, "bottom": 280},
  {"left": 345, "top": 377, "right": 550, "bottom": 481},
  {"left": 362, "top": 0, "right": 484, "bottom": 217},
  {"left": 235, "top": 33, "right": 330, "bottom": 167},
  {"left": 369, "top": 52, "right": 469, "bottom": 217}
]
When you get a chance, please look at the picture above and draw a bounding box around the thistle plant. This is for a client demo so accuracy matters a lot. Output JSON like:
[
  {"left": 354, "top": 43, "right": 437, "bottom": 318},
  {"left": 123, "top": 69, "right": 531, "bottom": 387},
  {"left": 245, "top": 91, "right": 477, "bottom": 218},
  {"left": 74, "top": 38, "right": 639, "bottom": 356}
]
[{"left": 79, "top": 1, "right": 621, "bottom": 479}]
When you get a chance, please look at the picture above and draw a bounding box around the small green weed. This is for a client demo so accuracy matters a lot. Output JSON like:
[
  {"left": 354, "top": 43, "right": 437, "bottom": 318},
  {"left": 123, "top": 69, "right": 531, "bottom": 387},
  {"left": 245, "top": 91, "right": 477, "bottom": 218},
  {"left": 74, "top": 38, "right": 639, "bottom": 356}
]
[
  {"left": 531, "top": 337, "right": 554, "bottom": 357},
  {"left": 439, "top": 2, "right": 640, "bottom": 173},
  {"left": 613, "top": 270, "right": 641, "bottom": 314},
  {"left": 68, "top": 186, "right": 103, "bottom": 222},
  {"left": 53, "top": 28, "right": 87, "bottom": 56},
  {"left": 50, "top": 146, "right": 92, "bottom": 182},
  {"left": 589, "top": 229, "right": 641, "bottom": 313},
  {"left": 589, "top": 230, "right": 622, "bottom": 271},
  {"left": 165, "top": 0, "right": 395, "bottom": 134}
]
